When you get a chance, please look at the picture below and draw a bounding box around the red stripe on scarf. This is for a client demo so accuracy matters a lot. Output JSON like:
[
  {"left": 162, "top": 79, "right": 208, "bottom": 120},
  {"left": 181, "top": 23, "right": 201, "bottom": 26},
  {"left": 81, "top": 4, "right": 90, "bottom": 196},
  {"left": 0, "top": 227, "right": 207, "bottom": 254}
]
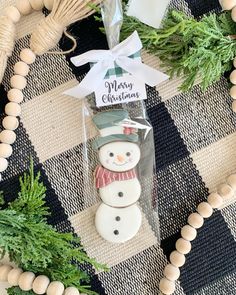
[{"left": 95, "top": 166, "right": 137, "bottom": 188}]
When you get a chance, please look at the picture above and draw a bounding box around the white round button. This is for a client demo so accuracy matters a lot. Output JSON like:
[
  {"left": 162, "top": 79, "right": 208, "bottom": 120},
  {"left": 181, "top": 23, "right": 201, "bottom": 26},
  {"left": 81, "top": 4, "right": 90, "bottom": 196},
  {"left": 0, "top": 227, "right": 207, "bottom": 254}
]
[
  {"left": 99, "top": 142, "right": 141, "bottom": 172},
  {"left": 99, "top": 178, "right": 141, "bottom": 207},
  {"left": 95, "top": 203, "right": 142, "bottom": 243}
]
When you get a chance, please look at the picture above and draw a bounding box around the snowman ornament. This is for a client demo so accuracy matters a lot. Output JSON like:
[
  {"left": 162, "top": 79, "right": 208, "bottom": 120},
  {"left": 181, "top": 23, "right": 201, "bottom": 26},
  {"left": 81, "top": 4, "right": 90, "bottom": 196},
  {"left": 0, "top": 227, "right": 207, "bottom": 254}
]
[{"left": 93, "top": 110, "right": 142, "bottom": 243}]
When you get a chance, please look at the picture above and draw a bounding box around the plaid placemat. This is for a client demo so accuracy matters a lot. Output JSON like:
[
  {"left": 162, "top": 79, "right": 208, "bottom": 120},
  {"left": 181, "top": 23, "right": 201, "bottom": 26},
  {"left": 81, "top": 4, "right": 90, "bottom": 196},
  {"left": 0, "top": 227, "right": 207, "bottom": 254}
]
[{"left": 0, "top": 0, "right": 236, "bottom": 295}]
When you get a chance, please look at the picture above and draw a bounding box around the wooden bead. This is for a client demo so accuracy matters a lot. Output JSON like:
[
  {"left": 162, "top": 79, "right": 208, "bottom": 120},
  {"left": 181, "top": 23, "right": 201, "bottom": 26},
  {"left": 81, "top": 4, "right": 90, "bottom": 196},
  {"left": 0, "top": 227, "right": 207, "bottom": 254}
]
[
  {"left": 207, "top": 192, "right": 223, "bottom": 209},
  {"left": 230, "top": 85, "right": 236, "bottom": 99},
  {"left": 181, "top": 225, "right": 197, "bottom": 241},
  {"left": 0, "top": 265, "right": 13, "bottom": 281},
  {"left": 2, "top": 116, "right": 19, "bottom": 131},
  {"left": 14, "top": 61, "right": 30, "bottom": 76},
  {"left": 20, "top": 48, "right": 36, "bottom": 64},
  {"left": 227, "top": 174, "right": 236, "bottom": 190},
  {"left": 0, "top": 158, "right": 8, "bottom": 172},
  {"left": 7, "top": 89, "right": 24, "bottom": 103},
  {"left": 64, "top": 287, "right": 80, "bottom": 295},
  {"left": 169, "top": 251, "right": 186, "bottom": 267},
  {"left": 5, "top": 102, "right": 21, "bottom": 117},
  {"left": 175, "top": 238, "right": 191, "bottom": 254},
  {"left": 232, "top": 100, "right": 236, "bottom": 112},
  {"left": 29, "top": 0, "right": 44, "bottom": 10},
  {"left": 163, "top": 264, "right": 180, "bottom": 281},
  {"left": 18, "top": 272, "right": 35, "bottom": 291},
  {"left": 4, "top": 6, "right": 21, "bottom": 23},
  {"left": 32, "top": 275, "right": 50, "bottom": 294},
  {"left": 46, "top": 281, "right": 65, "bottom": 295},
  {"left": 221, "top": 0, "right": 236, "bottom": 10},
  {"left": 187, "top": 212, "right": 204, "bottom": 229},
  {"left": 44, "top": 0, "right": 54, "bottom": 10},
  {"left": 197, "top": 202, "right": 213, "bottom": 218},
  {"left": 16, "top": 0, "right": 32, "bottom": 15},
  {"left": 8, "top": 268, "right": 23, "bottom": 286},
  {"left": 10, "top": 75, "right": 27, "bottom": 90},
  {"left": 230, "top": 70, "right": 236, "bottom": 84},
  {"left": 232, "top": 6, "right": 236, "bottom": 21},
  {"left": 217, "top": 183, "right": 234, "bottom": 200},
  {"left": 159, "top": 278, "right": 175, "bottom": 295},
  {"left": 0, "top": 143, "right": 13, "bottom": 158},
  {"left": 0, "top": 130, "right": 16, "bottom": 144}
]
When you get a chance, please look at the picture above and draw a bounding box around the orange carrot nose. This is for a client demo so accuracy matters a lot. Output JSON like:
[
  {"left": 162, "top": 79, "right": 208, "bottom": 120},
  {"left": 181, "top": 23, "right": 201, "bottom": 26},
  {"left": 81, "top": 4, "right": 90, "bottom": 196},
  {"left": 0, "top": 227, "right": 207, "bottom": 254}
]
[{"left": 117, "top": 155, "right": 125, "bottom": 162}]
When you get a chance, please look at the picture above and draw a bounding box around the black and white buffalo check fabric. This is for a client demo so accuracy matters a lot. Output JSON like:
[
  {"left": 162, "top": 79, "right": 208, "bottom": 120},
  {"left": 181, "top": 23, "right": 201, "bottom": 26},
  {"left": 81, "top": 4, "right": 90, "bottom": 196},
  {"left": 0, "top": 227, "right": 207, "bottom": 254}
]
[{"left": 1, "top": 0, "right": 236, "bottom": 294}]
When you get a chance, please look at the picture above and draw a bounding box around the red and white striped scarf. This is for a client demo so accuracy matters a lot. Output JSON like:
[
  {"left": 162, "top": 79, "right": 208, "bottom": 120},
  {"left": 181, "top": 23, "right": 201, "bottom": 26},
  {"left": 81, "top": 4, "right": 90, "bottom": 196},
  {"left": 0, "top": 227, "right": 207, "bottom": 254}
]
[{"left": 95, "top": 166, "right": 137, "bottom": 188}]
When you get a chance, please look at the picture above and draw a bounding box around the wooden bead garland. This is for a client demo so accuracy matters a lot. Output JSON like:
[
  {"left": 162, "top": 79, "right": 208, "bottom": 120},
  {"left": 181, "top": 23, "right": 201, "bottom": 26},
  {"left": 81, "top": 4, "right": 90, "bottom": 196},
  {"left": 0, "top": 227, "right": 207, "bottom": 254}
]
[
  {"left": 16, "top": 0, "right": 33, "bottom": 15},
  {"left": 7, "top": 88, "right": 24, "bottom": 103},
  {"left": 20, "top": 48, "right": 36, "bottom": 64},
  {"left": 207, "top": 192, "right": 223, "bottom": 209},
  {"left": 197, "top": 202, "right": 213, "bottom": 218},
  {"left": 181, "top": 225, "right": 197, "bottom": 241},
  {"left": 7, "top": 267, "right": 23, "bottom": 286},
  {"left": 46, "top": 281, "right": 65, "bottom": 295},
  {"left": 2, "top": 116, "right": 19, "bottom": 130},
  {"left": 221, "top": 0, "right": 236, "bottom": 10},
  {"left": 0, "top": 158, "right": 8, "bottom": 173},
  {"left": 14, "top": 61, "right": 30, "bottom": 76},
  {"left": 44, "top": 0, "right": 54, "bottom": 10},
  {"left": 159, "top": 278, "right": 175, "bottom": 295},
  {"left": 5, "top": 102, "right": 21, "bottom": 117},
  {"left": 169, "top": 251, "right": 186, "bottom": 267},
  {"left": 0, "top": 265, "right": 13, "bottom": 281},
  {"left": 29, "top": 0, "right": 44, "bottom": 11},
  {"left": 187, "top": 212, "right": 204, "bottom": 229},
  {"left": 32, "top": 275, "right": 50, "bottom": 294},
  {"left": 0, "top": 143, "right": 13, "bottom": 158},
  {"left": 10, "top": 75, "right": 27, "bottom": 90},
  {"left": 0, "top": 130, "right": 16, "bottom": 145},
  {"left": 163, "top": 264, "right": 180, "bottom": 281},
  {"left": 175, "top": 238, "right": 192, "bottom": 254},
  {"left": 18, "top": 271, "right": 36, "bottom": 291}
]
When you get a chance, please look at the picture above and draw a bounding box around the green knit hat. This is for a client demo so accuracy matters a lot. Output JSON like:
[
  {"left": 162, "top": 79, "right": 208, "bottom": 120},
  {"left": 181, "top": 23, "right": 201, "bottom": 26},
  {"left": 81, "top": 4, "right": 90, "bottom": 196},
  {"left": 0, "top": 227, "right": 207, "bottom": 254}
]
[{"left": 93, "top": 110, "right": 139, "bottom": 149}]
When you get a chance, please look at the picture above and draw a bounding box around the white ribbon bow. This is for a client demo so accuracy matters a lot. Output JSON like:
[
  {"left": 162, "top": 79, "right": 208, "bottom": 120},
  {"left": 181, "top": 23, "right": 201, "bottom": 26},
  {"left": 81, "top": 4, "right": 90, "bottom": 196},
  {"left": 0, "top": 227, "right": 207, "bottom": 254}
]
[{"left": 64, "top": 31, "right": 169, "bottom": 99}]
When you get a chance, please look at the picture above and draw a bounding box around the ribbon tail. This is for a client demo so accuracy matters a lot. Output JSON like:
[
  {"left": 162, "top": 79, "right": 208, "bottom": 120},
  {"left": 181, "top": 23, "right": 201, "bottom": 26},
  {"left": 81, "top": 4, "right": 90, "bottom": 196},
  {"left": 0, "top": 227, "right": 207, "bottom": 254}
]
[
  {"left": 64, "top": 61, "right": 111, "bottom": 99},
  {"left": 116, "top": 57, "right": 169, "bottom": 87}
]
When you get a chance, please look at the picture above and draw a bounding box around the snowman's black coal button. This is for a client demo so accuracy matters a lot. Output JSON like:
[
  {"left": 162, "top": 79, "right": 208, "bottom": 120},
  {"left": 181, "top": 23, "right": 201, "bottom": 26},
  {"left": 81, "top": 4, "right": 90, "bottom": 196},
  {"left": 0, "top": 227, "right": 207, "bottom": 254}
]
[
  {"left": 118, "top": 192, "right": 124, "bottom": 197},
  {"left": 115, "top": 216, "right": 121, "bottom": 221},
  {"left": 114, "top": 230, "right": 119, "bottom": 235}
]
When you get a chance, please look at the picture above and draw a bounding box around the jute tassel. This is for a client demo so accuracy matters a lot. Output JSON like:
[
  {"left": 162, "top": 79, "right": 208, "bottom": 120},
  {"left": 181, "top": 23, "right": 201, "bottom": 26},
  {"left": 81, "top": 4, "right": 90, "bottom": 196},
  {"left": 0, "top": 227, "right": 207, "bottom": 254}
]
[
  {"left": 30, "top": 0, "right": 102, "bottom": 55},
  {"left": 0, "top": 16, "right": 16, "bottom": 83}
]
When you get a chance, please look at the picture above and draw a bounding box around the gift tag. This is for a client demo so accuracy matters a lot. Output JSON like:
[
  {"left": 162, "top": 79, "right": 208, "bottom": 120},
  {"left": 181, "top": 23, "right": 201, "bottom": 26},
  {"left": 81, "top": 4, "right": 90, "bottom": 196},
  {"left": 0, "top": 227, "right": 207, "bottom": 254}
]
[{"left": 94, "top": 74, "right": 147, "bottom": 107}]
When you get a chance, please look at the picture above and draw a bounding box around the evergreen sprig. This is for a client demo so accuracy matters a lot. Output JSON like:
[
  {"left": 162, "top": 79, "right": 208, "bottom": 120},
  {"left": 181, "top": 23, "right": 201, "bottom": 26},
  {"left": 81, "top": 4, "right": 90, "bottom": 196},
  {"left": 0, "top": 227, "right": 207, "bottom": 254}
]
[
  {"left": 121, "top": 10, "right": 236, "bottom": 91},
  {"left": 0, "top": 160, "right": 108, "bottom": 295}
]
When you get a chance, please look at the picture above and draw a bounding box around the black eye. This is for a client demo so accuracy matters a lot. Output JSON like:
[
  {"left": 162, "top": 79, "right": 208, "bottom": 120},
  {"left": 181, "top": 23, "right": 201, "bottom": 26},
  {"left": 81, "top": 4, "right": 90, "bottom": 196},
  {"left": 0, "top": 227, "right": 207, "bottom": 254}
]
[
  {"left": 126, "top": 152, "right": 131, "bottom": 156},
  {"left": 109, "top": 153, "right": 114, "bottom": 157}
]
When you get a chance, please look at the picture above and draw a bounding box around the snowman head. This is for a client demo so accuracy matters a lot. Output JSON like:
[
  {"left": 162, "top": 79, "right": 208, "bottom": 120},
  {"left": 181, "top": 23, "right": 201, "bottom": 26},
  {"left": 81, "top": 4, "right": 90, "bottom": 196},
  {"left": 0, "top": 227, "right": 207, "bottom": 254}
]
[
  {"left": 93, "top": 110, "right": 141, "bottom": 171},
  {"left": 99, "top": 141, "right": 141, "bottom": 172}
]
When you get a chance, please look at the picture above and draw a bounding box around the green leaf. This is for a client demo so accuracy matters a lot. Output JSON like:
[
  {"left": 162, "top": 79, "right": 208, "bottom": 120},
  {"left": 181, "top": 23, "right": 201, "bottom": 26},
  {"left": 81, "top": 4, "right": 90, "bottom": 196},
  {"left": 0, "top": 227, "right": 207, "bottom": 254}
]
[
  {"left": 0, "top": 159, "right": 108, "bottom": 295},
  {"left": 121, "top": 9, "right": 236, "bottom": 91}
]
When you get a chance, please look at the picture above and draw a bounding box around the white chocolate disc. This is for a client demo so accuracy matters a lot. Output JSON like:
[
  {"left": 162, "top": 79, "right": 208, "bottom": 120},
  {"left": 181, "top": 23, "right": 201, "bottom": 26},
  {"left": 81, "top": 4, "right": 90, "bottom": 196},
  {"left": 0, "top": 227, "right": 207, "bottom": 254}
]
[
  {"left": 99, "top": 178, "right": 141, "bottom": 207},
  {"left": 99, "top": 142, "right": 141, "bottom": 172},
  {"left": 95, "top": 203, "right": 142, "bottom": 243}
]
